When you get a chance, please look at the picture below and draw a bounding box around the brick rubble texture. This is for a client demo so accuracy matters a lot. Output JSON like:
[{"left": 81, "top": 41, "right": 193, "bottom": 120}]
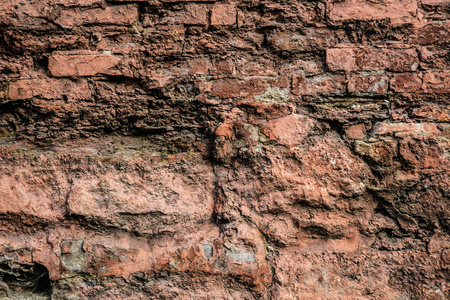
[{"left": 0, "top": 0, "right": 449, "bottom": 299}]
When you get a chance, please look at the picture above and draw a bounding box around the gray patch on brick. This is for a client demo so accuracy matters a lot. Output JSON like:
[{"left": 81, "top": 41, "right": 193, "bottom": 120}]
[{"left": 254, "top": 87, "right": 289, "bottom": 103}]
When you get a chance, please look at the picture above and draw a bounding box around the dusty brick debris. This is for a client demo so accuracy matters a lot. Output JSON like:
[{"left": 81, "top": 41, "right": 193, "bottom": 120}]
[{"left": 0, "top": 0, "right": 449, "bottom": 299}]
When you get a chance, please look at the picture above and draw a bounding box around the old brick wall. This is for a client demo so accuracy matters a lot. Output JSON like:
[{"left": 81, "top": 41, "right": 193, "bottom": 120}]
[{"left": 0, "top": 0, "right": 449, "bottom": 298}]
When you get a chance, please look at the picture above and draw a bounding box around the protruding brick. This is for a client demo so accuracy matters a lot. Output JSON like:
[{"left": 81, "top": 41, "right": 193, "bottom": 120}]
[
  {"left": 390, "top": 73, "right": 423, "bottom": 93},
  {"left": 292, "top": 74, "right": 346, "bottom": 95},
  {"left": 348, "top": 72, "right": 388, "bottom": 94},
  {"left": 48, "top": 51, "right": 122, "bottom": 77},
  {"left": 326, "top": 48, "right": 419, "bottom": 72},
  {"left": 55, "top": 4, "right": 138, "bottom": 29},
  {"left": 211, "top": 4, "right": 237, "bottom": 26},
  {"left": 8, "top": 78, "right": 91, "bottom": 100},
  {"left": 329, "top": 0, "right": 417, "bottom": 24},
  {"left": 422, "top": 70, "right": 450, "bottom": 93}
]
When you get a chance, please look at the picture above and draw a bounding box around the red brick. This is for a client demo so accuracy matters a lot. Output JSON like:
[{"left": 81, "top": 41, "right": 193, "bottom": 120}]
[
  {"left": 0, "top": 1, "right": 49, "bottom": 28},
  {"left": 326, "top": 48, "right": 357, "bottom": 72},
  {"left": 268, "top": 28, "right": 337, "bottom": 52},
  {"left": 260, "top": 114, "right": 314, "bottom": 148},
  {"left": 235, "top": 57, "right": 278, "bottom": 76},
  {"left": 105, "top": 0, "right": 148, "bottom": 2},
  {"left": 326, "top": 48, "right": 419, "bottom": 72},
  {"left": 372, "top": 122, "right": 442, "bottom": 137},
  {"left": 211, "top": 58, "right": 235, "bottom": 76},
  {"left": 211, "top": 4, "right": 237, "bottom": 26},
  {"left": 409, "top": 22, "right": 450, "bottom": 44},
  {"left": 346, "top": 124, "right": 367, "bottom": 140},
  {"left": 390, "top": 73, "right": 423, "bottom": 93},
  {"left": 279, "top": 59, "right": 324, "bottom": 76},
  {"left": 418, "top": 47, "right": 450, "bottom": 69},
  {"left": 292, "top": 74, "right": 346, "bottom": 95},
  {"left": 215, "top": 123, "right": 234, "bottom": 139},
  {"left": 160, "top": 0, "right": 210, "bottom": 2},
  {"left": 422, "top": 70, "right": 450, "bottom": 93},
  {"left": 8, "top": 78, "right": 91, "bottom": 100},
  {"left": 48, "top": 51, "right": 122, "bottom": 77},
  {"left": 421, "top": 0, "right": 450, "bottom": 6},
  {"left": 143, "top": 25, "right": 185, "bottom": 55},
  {"left": 189, "top": 57, "right": 213, "bottom": 75},
  {"left": 210, "top": 77, "right": 288, "bottom": 99},
  {"left": 163, "top": 4, "right": 209, "bottom": 25},
  {"left": 50, "top": 0, "right": 103, "bottom": 6},
  {"left": 348, "top": 72, "right": 388, "bottom": 94},
  {"left": 411, "top": 105, "right": 450, "bottom": 122},
  {"left": 211, "top": 78, "right": 266, "bottom": 98},
  {"left": 384, "top": 49, "right": 419, "bottom": 72},
  {"left": 329, "top": 0, "right": 417, "bottom": 24},
  {"left": 55, "top": 4, "right": 138, "bottom": 29}
]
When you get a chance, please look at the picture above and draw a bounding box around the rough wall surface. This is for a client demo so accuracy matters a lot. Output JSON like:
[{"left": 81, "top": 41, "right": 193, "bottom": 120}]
[{"left": 0, "top": 0, "right": 449, "bottom": 299}]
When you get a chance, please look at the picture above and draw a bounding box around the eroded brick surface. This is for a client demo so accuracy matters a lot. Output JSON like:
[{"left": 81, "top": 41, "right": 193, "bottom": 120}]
[{"left": 0, "top": 0, "right": 449, "bottom": 299}]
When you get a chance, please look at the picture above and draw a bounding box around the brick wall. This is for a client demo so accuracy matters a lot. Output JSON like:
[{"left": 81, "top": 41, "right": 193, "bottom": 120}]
[{"left": 0, "top": 0, "right": 449, "bottom": 298}]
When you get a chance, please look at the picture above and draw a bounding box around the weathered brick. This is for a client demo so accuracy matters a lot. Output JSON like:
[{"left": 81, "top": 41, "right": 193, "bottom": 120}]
[
  {"left": 411, "top": 105, "right": 450, "bottom": 122},
  {"left": 189, "top": 57, "right": 213, "bottom": 75},
  {"left": 279, "top": 59, "right": 324, "bottom": 76},
  {"left": 50, "top": 0, "right": 103, "bottom": 6},
  {"left": 106, "top": 0, "right": 148, "bottom": 2},
  {"left": 422, "top": 70, "right": 450, "bottom": 93},
  {"left": 386, "top": 49, "right": 420, "bottom": 72},
  {"left": 235, "top": 57, "right": 278, "bottom": 76},
  {"left": 325, "top": 48, "right": 357, "bottom": 72},
  {"left": 211, "top": 58, "right": 235, "bottom": 76},
  {"left": 421, "top": 0, "right": 450, "bottom": 20},
  {"left": 260, "top": 114, "right": 315, "bottom": 148},
  {"left": 48, "top": 51, "right": 122, "bottom": 77},
  {"left": 160, "top": 0, "right": 211, "bottom": 2},
  {"left": 346, "top": 124, "right": 367, "bottom": 140},
  {"left": 162, "top": 4, "right": 209, "bottom": 25},
  {"left": 210, "top": 77, "right": 288, "bottom": 99},
  {"left": 268, "top": 28, "right": 337, "bottom": 52},
  {"left": 55, "top": 4, "right": 138, "bottom": 29},
  {"left": 210, "top": 78, "right": 266, "bottom": 98},
  {"left": 0, "top": 0, "right": 51, "bottom": 29},
  {"left": 211, "top": 4, "right": 237, "bottom": 26},
  {"left": 390, "top": 73, "right": 423, "bottom": 93},
  {"left": 8, "top": 78, "right": 91, "bottom": 100},
  {"left": 326, "top": 48, "right": 419, "bottom": 72},
  {"left": 259, "top": 2, "right": 320, "bottom": 26},
  {"left": 408, "top": 22, "right": 450, "bottom": 44},
  {"left": 329, "top": 0, "right": 417, "bottom": 24},
  {"left": 143, "top": 25, "right": 185, "bottom": 55},
  {"left": 421, "top": 0, "right": 450, "bottom": 6},
  {"left": 292, "top": 74, "right": 346, "bottom": 95},
  {"left": 348, "top": 72, "right": 388, "bottom": 94},
  {"left": 372, "top": 122, "right": 442, "bottom": 137},
  {"left": 419, "top": 47, "right": 450, "bottom": 69}
]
